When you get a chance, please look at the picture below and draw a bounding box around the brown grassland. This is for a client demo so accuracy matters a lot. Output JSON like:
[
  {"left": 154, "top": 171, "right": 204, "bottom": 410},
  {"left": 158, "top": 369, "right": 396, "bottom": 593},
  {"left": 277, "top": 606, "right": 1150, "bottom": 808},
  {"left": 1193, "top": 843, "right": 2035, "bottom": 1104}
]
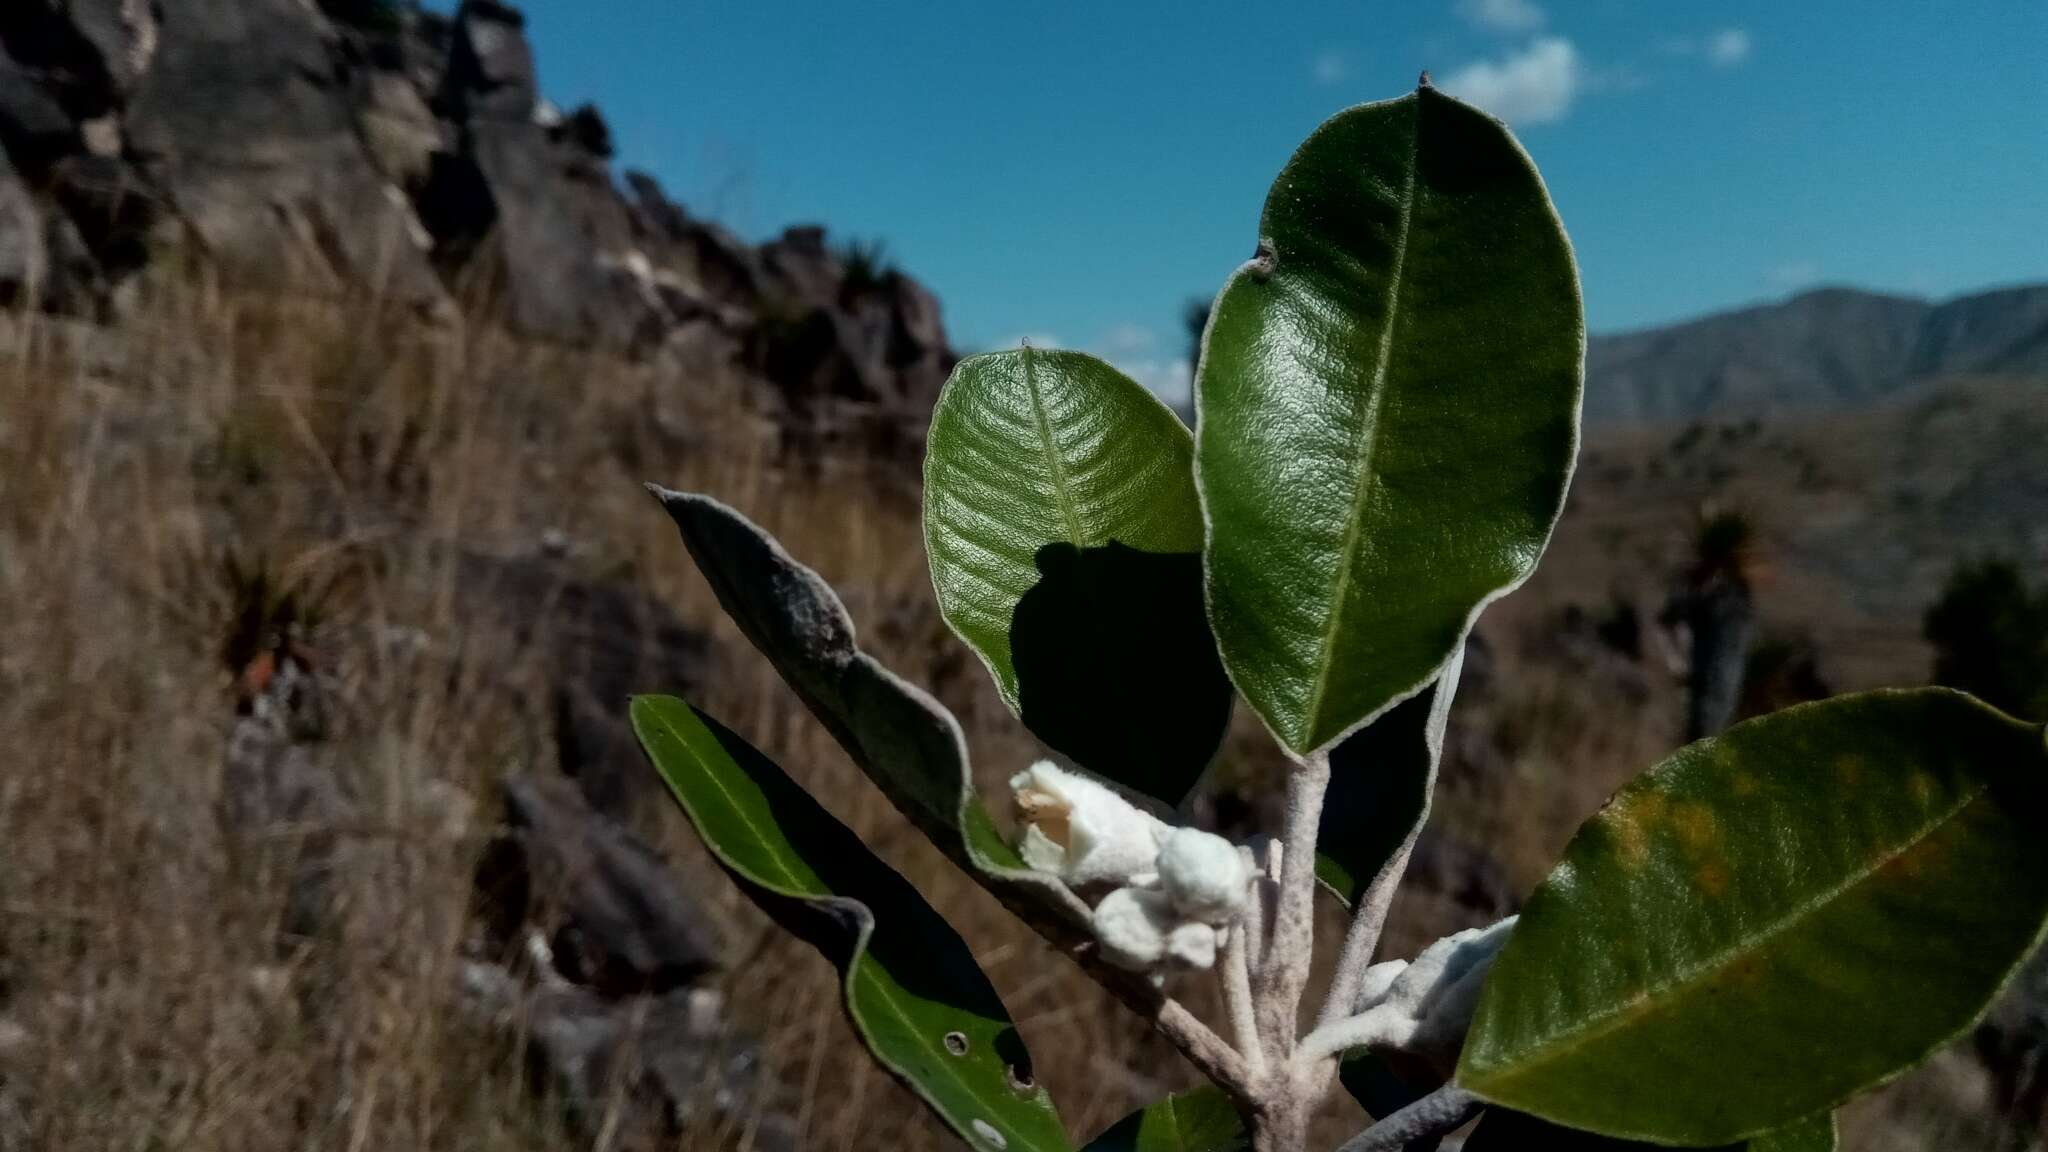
[{"left": 0, "top": 284, "right": 2033, "bottom": 1150}]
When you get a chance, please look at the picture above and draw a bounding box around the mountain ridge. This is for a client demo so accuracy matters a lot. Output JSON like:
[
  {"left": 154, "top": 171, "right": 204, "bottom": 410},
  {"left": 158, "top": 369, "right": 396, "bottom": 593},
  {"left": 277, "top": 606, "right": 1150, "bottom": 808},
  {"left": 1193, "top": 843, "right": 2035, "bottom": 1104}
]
[{"left": 1585, "top": 281, "right": 2048, "bottom": 425}]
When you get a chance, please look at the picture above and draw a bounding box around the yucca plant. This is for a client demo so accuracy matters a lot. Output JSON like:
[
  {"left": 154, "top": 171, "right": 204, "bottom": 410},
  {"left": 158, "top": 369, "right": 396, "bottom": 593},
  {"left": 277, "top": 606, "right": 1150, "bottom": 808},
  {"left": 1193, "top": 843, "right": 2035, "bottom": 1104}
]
[{"left": 631, "top": 81, "right": 2048, "bottom": 1152}]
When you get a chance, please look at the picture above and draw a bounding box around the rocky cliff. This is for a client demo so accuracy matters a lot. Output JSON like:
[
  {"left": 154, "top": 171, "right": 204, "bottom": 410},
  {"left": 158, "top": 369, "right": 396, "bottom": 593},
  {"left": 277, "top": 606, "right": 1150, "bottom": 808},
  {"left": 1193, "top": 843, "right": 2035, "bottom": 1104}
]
[
  {"left": 1586, "top": 283, "right": 2048, "bottom": 425},
  {"left": 0, "top": 0, "right": 954, "bottom": 439}
]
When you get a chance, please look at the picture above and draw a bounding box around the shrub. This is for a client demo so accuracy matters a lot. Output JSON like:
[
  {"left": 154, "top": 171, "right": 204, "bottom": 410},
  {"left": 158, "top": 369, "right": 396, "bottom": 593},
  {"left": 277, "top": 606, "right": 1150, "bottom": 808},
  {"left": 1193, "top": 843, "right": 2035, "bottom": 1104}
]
[
  {"left": 1926, "top": 559, "right": 2048, "bottom": 720},
  {"left": 634, "top": 82, "right": 2048, "bottom": 1152}
]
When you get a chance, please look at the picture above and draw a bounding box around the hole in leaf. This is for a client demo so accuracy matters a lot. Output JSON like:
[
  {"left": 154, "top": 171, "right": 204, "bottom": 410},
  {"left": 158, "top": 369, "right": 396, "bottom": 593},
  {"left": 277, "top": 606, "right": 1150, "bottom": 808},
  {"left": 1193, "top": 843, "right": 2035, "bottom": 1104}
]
[
  {"left": 943, "top": 1031, "right": 969, "bottom": 1057},
  {"left": 1006, "top": 1064, "right": 1036, "bottom": 1093}
]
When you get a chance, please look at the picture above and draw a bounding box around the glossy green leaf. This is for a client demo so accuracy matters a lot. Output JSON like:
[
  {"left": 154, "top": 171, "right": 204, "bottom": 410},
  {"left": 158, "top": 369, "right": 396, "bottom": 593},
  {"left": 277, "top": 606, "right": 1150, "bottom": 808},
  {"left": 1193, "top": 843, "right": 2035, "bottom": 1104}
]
[
  {"left": 648, "top": 487, "right": 1091, "bottom": 933},
  {"left": 632, "top": 696, "right": 1070, "bottom": 1152},
  {"left": 1463, "top": 1108, "right": 1835, "bottom": 1152},
  {"left": 1459, "top": 689, "right": 2048, "bottom": 1144},
  {"left": 1195, "top": 84, "right": 1583, "bottom": 755},
  {"left": 924, "top": 348, "right": 1230, "bottom": 804},
  {"left": 1317, "top": 645, "right": 1464, "bottom": 906},
  {"left": 1082, "top": 1087, "right": 1248, "bottom": 1152}
]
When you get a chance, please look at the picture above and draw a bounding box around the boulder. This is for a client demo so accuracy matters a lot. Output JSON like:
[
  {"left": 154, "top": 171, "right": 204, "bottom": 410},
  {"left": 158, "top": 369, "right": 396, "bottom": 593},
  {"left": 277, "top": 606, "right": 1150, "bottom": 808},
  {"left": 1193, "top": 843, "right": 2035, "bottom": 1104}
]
[
  {"left": 453, "top": 552, "right": 710, "bottom": 819},
  {"left": 0, "top": 152, "right": 46, "bottom": 304},
  {"left": 748, "top": 224, "right": 955, "bottom": 432},
  {"left": 460, "top": 963, "right": 792, "bottom": 1146},
  {"left": 46, "top": 152, "right": 157, "bottom": 281},
  {"left": 622, "top": 170, "right": 762, "bottom": 327},
  {"left": 353, "top": 67, "right": 443, "bottom": 188},
  {"left": 440, "top": 0, "right": 536, "bottom": 122},
  {"left": 449, "top": 116, "right": 661, "bottom": 345},
  {"left": 487, "top": 774, "right": 720, "bottom": 996},
  {"left": 47, "top": 0, "right": 157, "bottom": 99},
  {"left": 38, "top": 196, "right": 101, "bottom": 314},
  {"left": 124, "top": 0, "right": 448, "bottom": 313},
  {"left": 0, "top": 38, "right": 78, "bottom": 173},
  {"left": 219, "top": 650, "right": 346, "bottom": 940}
]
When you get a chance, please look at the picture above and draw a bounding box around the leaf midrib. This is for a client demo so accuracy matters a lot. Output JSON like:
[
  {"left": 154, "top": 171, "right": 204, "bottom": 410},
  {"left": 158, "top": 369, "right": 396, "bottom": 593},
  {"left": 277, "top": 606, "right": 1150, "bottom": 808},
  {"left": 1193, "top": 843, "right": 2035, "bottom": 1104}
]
[
  {"left": 1022, "top": 348, "right": 1088, "bottom": 548},
  {"left": 1468, "top": 777, "right": 1985, "bottom": 1090},
  {"left": 644, "top": 702, "right": 1047, "bottom": 1151},
  {"left": 1296, "top": 95, "right": 1422, "bottom": 748}
]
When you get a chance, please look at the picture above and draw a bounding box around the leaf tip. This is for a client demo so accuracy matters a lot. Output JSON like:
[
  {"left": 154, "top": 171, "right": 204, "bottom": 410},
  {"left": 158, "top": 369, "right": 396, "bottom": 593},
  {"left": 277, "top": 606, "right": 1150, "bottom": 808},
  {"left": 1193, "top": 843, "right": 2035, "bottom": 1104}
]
[{"left": 1418, "top": 68, "right": 1433, "bottom": 89}]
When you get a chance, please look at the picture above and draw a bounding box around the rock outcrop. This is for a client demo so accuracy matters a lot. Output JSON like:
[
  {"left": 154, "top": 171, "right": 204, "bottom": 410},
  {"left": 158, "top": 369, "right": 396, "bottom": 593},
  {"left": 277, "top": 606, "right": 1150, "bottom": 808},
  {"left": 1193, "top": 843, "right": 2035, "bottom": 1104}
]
[{"left": 0, "top": 0, "right": 954, "bottom": 439}]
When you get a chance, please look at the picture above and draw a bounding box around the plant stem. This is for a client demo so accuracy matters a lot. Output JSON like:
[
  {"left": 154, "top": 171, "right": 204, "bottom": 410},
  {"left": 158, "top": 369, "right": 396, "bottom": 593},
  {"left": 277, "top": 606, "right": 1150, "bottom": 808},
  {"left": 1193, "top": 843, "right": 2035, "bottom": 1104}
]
[
  {"left": 1295, "top": 1001, "right": 1409, "bottom": 1066},
  {"left": 1315, "top": 820, "right": 1424, "bottom": 1029},
  {"left": 1332, "top": 1085, "right": 1481, "bottom": 1152},
  {"left": 1256, "top": 748, "right": 1331, "bottom": 1059},
  {"left": 1251, "top": 1090, "right": 1311, "bottom": 1152},
  {"left": 1222, "top": 919, "right": 1265, "bottom": 1075}
]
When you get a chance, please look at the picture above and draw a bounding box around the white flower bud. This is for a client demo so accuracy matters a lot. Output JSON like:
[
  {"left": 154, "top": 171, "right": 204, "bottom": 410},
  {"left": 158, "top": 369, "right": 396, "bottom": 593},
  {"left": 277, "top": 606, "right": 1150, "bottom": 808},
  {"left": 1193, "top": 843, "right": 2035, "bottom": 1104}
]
[
  {"left": 1164, "top": 921, "right": 1218, "bottom": 970},
  {"left": 1017, "top": 823, "right": 1067, "bottom": 874},
  {"left": 1156, "top": 827, "right": 1250, "bottom": 923},
  {"left": 1376, "top": 917, "right": 1519, "bottom": 1069},
  {"left": 1091, "top": 887, "right": 1176, "bottom": 970},
  {"left": 1009, "top": 761, "right": 1168, "bottom": 887},
  {"left": 1356, "top": 959, "right": 1408, "bottom": 1011}
]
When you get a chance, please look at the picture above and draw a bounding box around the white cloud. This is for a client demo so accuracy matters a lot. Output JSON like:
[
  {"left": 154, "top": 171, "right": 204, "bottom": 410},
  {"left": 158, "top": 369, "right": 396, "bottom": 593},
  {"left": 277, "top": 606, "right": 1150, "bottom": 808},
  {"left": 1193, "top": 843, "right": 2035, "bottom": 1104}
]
[
  {"left": 1459, "top": 0, "right": 1546, "bottom": 34},
  {"left": 1706, "top": 28, "right": 1752, "bottom": 68},
  {"left": 1084, "top": 325, "right": 1192, "bottom": 407},
  {"left": 1312, "top": 49, "right": 1349, "bottom": 87},
  {"left": 1439, "top": 37, "right": 1581, "bottom": 125},
  {"left": 1097, "top": 322, "right": 1156, "bottom": 358}
]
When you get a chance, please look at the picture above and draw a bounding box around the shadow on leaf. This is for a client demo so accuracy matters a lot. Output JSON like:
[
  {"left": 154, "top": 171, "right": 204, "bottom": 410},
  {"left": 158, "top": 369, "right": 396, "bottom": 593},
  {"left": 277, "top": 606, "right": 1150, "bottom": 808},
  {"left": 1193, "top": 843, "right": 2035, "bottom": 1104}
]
[{"left": 1010, "top": 541, "right": 1230, "bottom": 806}]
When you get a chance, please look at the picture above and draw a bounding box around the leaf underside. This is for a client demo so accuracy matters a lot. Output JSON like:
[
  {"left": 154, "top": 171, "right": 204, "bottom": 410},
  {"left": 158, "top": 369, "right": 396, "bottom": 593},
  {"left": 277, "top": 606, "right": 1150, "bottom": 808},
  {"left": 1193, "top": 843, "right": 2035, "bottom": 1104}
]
[
  {"left": 1196, "top": 84, "right": 1583, "bottom": 755},
  {"left": 925, "top": 349, "right": 1230, "bottom": 804},
  {"left": 1459, "top": 689, "right": 2048, "bottom": 1144},
  {"left": 1317, "top": 645, "right": 1465, "bottom": 906},
  {"left": 631, "top": 696, "right": 1069, "bottom": 1152},
  {"left": 649, "top": 486, "right": 1090, "bottom": 931},
  {"left": 1082, "top": 1086, "right": 1249, "bottom": 1152}
]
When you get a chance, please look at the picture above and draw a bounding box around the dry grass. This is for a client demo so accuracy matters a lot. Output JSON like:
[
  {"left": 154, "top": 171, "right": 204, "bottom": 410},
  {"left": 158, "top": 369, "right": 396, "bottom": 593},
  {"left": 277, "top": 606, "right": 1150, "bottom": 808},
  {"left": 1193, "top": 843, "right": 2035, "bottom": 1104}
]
[
  {"left": 0, "top": 283, "right": 2023, "bottom": 1151},
  {"left": 0, "top": 282, "right": 1268, "bottom": 1151}
]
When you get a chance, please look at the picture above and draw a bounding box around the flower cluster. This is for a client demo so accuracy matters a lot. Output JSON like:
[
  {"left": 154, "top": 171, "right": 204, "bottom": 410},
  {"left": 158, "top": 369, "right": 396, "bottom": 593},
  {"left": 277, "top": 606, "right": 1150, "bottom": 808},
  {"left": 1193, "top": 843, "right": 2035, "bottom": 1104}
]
[{"left": 1010, "top": 761, "right": 1251, "bottom": 973}]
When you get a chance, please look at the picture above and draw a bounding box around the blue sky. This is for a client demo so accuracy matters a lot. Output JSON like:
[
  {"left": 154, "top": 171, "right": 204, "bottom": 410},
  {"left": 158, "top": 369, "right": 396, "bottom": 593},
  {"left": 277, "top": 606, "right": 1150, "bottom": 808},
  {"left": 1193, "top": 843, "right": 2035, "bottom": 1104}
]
[{"left": 456, "top": 1, "right": 2047, "bottom": 402}]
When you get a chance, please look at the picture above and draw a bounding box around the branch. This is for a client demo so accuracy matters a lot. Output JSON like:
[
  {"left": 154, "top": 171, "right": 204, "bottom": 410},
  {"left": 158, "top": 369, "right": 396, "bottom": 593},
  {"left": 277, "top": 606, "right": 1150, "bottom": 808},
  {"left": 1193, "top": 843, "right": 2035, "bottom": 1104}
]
[
  {"left": 1315, "top": 822, "right": 1424, "bottom": 1028},
  {"left": 1255, "top": 749, "right": 1332, "bottom": 1056},
  {"left": 1009, "top": 889, "right": 1258, "bottom": 1102},
  {"left": 1294, "top": 1001, "right": 1412, "bottom": 1066},
  {"left": 1080, "top": 954, "right": 1255, "bottom": 1103},
  {"left": 1318, "top": 645, "right": 1467, "bottom": 1028},
  {"left": 1152, "top": 992, "right": 1257, "bottom": 1101},
  {"left": 1221, "top": 918, "right": 1265, "bottom": 1075},
  {"left": 1331, "top": 1085, "right": 1482, "bottom": 1152}
]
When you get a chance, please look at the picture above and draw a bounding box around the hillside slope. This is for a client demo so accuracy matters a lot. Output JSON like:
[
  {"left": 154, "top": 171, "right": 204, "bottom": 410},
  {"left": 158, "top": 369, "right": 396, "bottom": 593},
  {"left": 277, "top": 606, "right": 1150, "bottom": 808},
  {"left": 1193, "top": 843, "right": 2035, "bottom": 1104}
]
[{"left": 1586, "top": 284, "right": 2048, "bottom": 424}]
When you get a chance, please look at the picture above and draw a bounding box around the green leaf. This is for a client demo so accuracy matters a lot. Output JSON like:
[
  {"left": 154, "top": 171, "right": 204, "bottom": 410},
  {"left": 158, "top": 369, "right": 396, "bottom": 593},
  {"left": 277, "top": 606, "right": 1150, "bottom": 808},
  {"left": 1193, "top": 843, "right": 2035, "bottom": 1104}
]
[
  {"left": 1195, "top": 84, "right": 1583, "bottom": 755},
  {"left": 1458, "top": 689, "right": 2048, "bottom": 1144},
  {"left": 1317, "top": 645, "right": 1464, "bottom": 906},
  {"left": 648, "top": 487, "right": 1092, "bottom": 932},
  {"left": 1082, "top": 1087, "right": 1248, "bottom": 1152},
  {"left": 924, "top": 348, "right": 1230, "bottom": 804},
  {"left": 1749, "top": 1115, "right": 1837, "bottom": 1152},
  {"left": 1464, "top": 1109, "right": 1835, "bottom": 1151},
  {"left": 632, "top": 695, "right": 1071, "bottom": 1152}
]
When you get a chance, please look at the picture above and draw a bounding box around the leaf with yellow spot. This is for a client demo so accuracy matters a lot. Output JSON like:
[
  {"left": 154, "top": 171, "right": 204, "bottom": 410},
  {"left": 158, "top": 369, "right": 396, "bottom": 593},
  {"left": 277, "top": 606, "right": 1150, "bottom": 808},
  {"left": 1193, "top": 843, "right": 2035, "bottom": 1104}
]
[{"left": 1459, "top": 689, "right": 2048, "bottom": 1145}]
